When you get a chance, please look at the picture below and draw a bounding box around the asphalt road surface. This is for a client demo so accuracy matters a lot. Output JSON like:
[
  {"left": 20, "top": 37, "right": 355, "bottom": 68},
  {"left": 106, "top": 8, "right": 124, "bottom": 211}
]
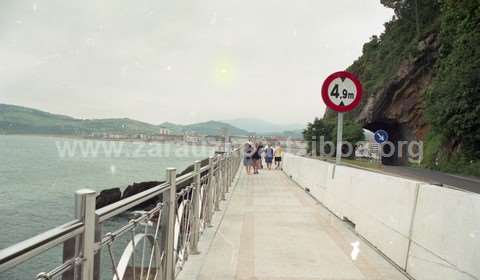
[
  {"left": 306, "top": 156, "right": 480, "bottom": 194},
  {"left": 381, "top": 165, "right": 480, "bottom": 194}
]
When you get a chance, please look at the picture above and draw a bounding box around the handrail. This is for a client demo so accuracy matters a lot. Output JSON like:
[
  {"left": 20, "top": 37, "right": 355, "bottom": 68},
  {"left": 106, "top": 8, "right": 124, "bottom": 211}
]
[
  {"left": 200, "top": 165, "right": 210, "bottom": 174},
  {"left": 0, "top": 220, "right": 84, "bottom": 272},
  {"left": 0, "top": 148, "right": 242, "bottom": 280},
  {"left": 175, "top": 171, "right": 197, "bottom": 188},
  {"left": 96, "top": 170, "right": 207, "bottom": 223},
  {"left": 96, "top": 181, "right": 170, "bottom": 223}
]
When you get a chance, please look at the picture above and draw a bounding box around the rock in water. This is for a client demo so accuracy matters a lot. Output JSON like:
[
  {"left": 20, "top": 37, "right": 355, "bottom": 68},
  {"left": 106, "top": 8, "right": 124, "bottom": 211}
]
[
  {"left": 122, "top": 181, "right": 162, "bottom": 199},
  {"left": 122, "top": 181, "right": 163, "bottom": 210},
  {"left": 96, "top": 188, "right": 122, "bottom": 209},
  {"left": 94, "top": 159, "right": 211, "bottom": 210}
]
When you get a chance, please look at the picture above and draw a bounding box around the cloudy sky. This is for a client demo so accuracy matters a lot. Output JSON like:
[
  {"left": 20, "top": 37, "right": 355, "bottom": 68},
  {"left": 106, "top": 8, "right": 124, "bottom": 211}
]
[{"left": 0, "top": 0, "right": 392, "bottom": 125}]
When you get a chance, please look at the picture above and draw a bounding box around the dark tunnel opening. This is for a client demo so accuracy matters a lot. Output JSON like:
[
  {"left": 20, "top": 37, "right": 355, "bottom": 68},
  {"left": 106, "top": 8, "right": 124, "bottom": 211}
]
[{"left": 364, "top": 121, "right": 413, "bottom": 166}]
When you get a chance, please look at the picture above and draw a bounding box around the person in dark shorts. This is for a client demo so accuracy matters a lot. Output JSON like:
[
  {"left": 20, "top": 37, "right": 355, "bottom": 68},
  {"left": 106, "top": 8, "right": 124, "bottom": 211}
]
[
  {"left": 252, "top": 142, "right": 263, "bottom": 174},
  {"left": 264, "top": 144, "right": 274, "bottom": 169},
  {"left": 274, "top": 145, "right": 284, "bottom": 169},
  {"left": 243, "top": 142, "right": 255, "bottom": 175}
]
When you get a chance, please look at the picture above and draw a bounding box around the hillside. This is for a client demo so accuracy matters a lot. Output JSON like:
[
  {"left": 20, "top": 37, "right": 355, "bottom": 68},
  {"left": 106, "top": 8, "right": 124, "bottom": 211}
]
[
  {"left": 158, "top": 120, "right": 248, "bottom": 136},
  {"left": 0, "top": 104, "right": 248, "bottom": 136},
  {"left": 224, "top": 118, "right": 304, "bottom": 134},
  {"left": 322, "top": 0, "right": 479, "bottom": 176},
  {"left": 183, "top": 121, "right": 248, "bottom": 136}
]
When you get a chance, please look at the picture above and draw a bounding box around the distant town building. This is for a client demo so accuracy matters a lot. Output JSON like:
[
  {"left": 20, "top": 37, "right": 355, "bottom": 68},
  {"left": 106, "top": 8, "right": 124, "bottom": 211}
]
[
  {"left": 158, "top": 127, "right": 171, "bottom": 135},
  {"left": 184, "top": 133, "right": 203, "bottom": 144}
]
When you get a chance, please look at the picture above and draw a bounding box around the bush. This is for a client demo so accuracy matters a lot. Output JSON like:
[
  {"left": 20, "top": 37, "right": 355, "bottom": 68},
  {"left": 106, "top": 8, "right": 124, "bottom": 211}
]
[
  {"left": 424, "top": 0, "right": 480, "bottom": 175},
  {"left": 303, "top": 117, "right": 364, "bottom": 158}
]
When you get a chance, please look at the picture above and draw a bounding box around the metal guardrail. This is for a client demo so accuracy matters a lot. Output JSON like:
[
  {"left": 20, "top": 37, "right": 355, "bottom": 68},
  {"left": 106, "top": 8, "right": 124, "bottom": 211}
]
[{"left": 0, "top": 149, "right": 242, "bottom": 280}]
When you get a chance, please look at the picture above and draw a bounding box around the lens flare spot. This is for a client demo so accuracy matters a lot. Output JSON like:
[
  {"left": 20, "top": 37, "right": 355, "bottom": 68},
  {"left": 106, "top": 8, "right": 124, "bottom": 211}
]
[{"left": 212, "top": 56, "right": 236, "bottom": 87}]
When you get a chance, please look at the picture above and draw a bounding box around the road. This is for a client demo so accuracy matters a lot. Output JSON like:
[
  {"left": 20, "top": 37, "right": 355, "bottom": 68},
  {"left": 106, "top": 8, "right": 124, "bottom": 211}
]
[
  {"left": 294, "top": 155, "right": 480, "bottom": 194},
  {"left": 381, "top": 165, "right": 480, "bottom": 194}
]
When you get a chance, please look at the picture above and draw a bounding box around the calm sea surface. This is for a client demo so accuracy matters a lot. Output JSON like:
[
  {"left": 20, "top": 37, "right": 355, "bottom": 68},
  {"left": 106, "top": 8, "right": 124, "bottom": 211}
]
[{"left": 0, "top": 135, "right": 215, "bottom": 279}]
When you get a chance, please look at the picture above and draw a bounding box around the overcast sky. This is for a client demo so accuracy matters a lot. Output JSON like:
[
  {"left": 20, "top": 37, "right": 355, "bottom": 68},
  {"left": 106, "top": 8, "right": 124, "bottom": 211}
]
[{"left": 0, "top": 0, "right": 392, "bottom": 125}]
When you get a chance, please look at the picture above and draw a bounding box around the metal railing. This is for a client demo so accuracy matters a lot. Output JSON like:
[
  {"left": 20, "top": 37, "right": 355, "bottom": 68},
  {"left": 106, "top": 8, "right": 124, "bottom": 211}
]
[{"left": 0, "top": 149, "right": 242, "bottom": 280}]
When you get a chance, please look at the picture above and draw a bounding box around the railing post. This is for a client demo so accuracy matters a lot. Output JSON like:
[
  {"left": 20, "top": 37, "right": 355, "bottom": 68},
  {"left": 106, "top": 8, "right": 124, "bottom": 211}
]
[
  {"left": 230, "top": 152, "right": 234, "bottom": 185},
  {"left": 236, "top": 149, "right": 239, "bottom": 172},
  {"left": 231, "top": 152, "right": 235, "bottom": 183},
  {"left": 206, "top": 156, "right": 215, "bottom": 226},
  {"left": 230, "top": 153, "right": 234, "bottom": 185},
  {"left": 75, "top": 189, "right": 97, "bottom": 280},
  {"left": 225, "top": 154, "right": 230, "bottom": 194},
  {"left": 93, "top": 218, "right": 102, "bottom": 280},
  {"left": 221, "top": 157, "right": 226, "bottom": 201},
  {"left": 190, "top": 161, "right": 201, "bottom": 254},
  {"left": 214, "top": 156, "right": 221, "bottom": 211},
  {"left": 163, "top": 168, "right": 176, "bottom": 280}
]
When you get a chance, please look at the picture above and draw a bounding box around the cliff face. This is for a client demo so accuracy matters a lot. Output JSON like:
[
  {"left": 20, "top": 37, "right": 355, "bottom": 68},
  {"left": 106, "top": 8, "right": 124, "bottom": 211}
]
[
  {"left": 320, "top": 0, "right": 445, "bottom": 165},
  {"left": 355, "top": 32, "right": 440, "bottom": 142},
  {"left": 324, "top": 0, "right": 479, "bottom": 175}
]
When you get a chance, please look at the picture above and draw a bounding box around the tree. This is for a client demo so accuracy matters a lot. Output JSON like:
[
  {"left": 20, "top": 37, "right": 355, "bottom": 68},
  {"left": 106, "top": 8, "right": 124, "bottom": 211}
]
[
  {"left": 425, "top": 0, "right": 480, "bottom": 166},
  {"left": 381, "top": 0, "right": 420, "bottom": 37},
  {"left": 303, "top": 118, "right": 364, "bottom": 158},
  {"left": 303, "top": 118, "right": 335, "bottom": 155},
  {"left": 332, "top": 121, "right": 365, "bottom": 158},
  {"left": 381, "top": 0, "right": 405, "bottom": 17}
]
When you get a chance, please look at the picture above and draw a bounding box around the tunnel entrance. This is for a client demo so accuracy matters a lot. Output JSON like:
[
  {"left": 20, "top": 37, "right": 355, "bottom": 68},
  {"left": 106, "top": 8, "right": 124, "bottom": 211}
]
[{"left": 363, "top": 121, "right": 412, "bottom": 166}]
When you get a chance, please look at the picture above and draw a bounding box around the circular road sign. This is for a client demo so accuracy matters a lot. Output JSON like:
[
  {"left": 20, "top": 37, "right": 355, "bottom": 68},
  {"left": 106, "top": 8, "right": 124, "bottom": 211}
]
[
  {"left": 322, "top": 71, "right": 363, "bottom": 112},
  {"left": 374, "top": 130, "right": 389, "bottom": 144}
]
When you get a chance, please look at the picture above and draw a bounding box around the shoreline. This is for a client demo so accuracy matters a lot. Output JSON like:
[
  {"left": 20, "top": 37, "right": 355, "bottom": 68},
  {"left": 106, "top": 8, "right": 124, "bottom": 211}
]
[{"left": 0, "top": 133, "right": 222, "bottom": 147}]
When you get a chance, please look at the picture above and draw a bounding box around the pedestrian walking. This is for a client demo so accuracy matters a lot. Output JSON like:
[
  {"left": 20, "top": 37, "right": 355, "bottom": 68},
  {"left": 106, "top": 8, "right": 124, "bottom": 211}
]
[
  {"left": 264, "top": 144, "right": 274, "bottom": 170},
  {"left": 252, "top": 142, "right": 264, "bottom": 174},
  {"left": 274, "top": 144, "right": 284, "bottom": 170},
  {"left": 244, "top": 142, "right": 255, "bottom": 175}
]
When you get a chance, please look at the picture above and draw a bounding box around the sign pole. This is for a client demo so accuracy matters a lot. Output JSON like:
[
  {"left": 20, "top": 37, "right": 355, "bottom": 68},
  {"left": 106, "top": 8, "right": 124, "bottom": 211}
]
[
  {"left": 374, "top": 130, "right": 389, "bottom": 165},
  {"left": 378, "top": 143, "right": 383, "bottom": 165},
  {"left": 321, "top": 71, "right": 363, "bottom": 179},
  {"left": 335, "top": 112, "right": 343, "bottom": 165},
  {"left": 332, "top": 112, "right": 343, "bottom": 178}
]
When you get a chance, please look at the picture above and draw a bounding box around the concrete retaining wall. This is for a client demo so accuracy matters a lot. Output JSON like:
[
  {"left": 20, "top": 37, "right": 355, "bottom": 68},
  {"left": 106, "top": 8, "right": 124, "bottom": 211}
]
[
  {"left": 283, "top": 154, "right": 330, "bottom": 202},
  {"left": 283, "top": 153, "right": 480, "bottom": 280},
  {"left": 407, "top": 185, "right": 480, "bottom": 280}
]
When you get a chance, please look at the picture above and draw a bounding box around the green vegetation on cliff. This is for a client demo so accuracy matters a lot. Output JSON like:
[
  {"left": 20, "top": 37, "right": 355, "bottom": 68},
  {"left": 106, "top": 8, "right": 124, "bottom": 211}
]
[
  {"left": 303, "top": 118, "right": 364, "bottom": 157},
  {"left": 345, "top": 0, "right": 441, "bottom": 119},
  {"left": 0, "top": 104, "right": 249, "bottom": 136},
  {"left": 312, "top": 0, "right": 479, "bottom": 176},
  {"left": 425, "top": 1, "right": 480, "bottom": 175}
]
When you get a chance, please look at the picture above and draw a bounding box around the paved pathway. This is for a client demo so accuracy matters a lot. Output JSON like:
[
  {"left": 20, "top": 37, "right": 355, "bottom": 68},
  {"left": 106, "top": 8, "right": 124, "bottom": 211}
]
[{"left": 179, "top": 170, "right": 409, "bottom": 280}]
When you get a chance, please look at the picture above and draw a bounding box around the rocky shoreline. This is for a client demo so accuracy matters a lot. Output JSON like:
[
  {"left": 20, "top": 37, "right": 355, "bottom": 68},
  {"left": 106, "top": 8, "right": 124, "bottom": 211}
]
[{"left": 95, "top": 157, "right": 212, "bottom": 210}]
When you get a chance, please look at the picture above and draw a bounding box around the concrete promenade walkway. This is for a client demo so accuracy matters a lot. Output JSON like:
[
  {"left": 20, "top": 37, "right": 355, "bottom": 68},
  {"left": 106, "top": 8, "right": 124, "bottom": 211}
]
[{"left": 179, "top": 169, "right": 409, "bottom": 280}]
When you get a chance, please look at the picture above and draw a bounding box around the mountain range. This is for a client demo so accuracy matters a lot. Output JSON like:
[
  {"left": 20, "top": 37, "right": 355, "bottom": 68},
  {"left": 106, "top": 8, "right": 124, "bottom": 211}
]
[
  {"left": 222, "top": 118, "right": 304, "bottom": 134},
  {"left": 0, "top": 104, "right": 248, "bottom": 136},
  {"left": 0, "top": 104, "right": 304, "bottom": 137}
]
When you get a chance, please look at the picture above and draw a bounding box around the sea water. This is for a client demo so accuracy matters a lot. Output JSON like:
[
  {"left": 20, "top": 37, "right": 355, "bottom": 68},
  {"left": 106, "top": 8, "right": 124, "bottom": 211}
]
[{"left": 0, "top": 135, "right": 215, "bottom": 279}]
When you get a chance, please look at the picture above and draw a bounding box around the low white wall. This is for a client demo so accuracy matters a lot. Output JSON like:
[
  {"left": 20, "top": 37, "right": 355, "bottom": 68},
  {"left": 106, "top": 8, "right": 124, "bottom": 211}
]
[
  {"left": 407, "top": 185, "right": 480, "bottom": 280},
  {"left": 327, "top": 165, "right": 420, "bottom": 268},
  {"left": 283, "top": 153, "right": 480, "bottom": 280},
  {"left": 283, "top": 154, "right": 330, "bottom": 201}
]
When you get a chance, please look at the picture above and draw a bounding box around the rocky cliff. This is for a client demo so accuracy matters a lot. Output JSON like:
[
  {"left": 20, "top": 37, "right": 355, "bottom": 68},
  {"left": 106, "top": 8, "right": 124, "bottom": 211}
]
[
  {"left": 323, "top": 0, "right": 480, "bottom": 175},
  {"left": 354, "top": 32, "right": 440, "bottom": 142}
]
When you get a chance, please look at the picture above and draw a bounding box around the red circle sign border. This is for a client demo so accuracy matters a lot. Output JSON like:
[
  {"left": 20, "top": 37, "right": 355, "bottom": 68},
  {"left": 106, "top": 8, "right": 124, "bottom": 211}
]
[{"left": 321, "top": 71, "right": 363, "bottom": 113}]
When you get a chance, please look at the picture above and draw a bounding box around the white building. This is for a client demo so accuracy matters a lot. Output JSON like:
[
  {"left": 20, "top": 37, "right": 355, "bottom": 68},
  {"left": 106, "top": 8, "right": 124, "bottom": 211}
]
[{"left": 158, "top": 127, "right": 171, "bottom": 135}]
